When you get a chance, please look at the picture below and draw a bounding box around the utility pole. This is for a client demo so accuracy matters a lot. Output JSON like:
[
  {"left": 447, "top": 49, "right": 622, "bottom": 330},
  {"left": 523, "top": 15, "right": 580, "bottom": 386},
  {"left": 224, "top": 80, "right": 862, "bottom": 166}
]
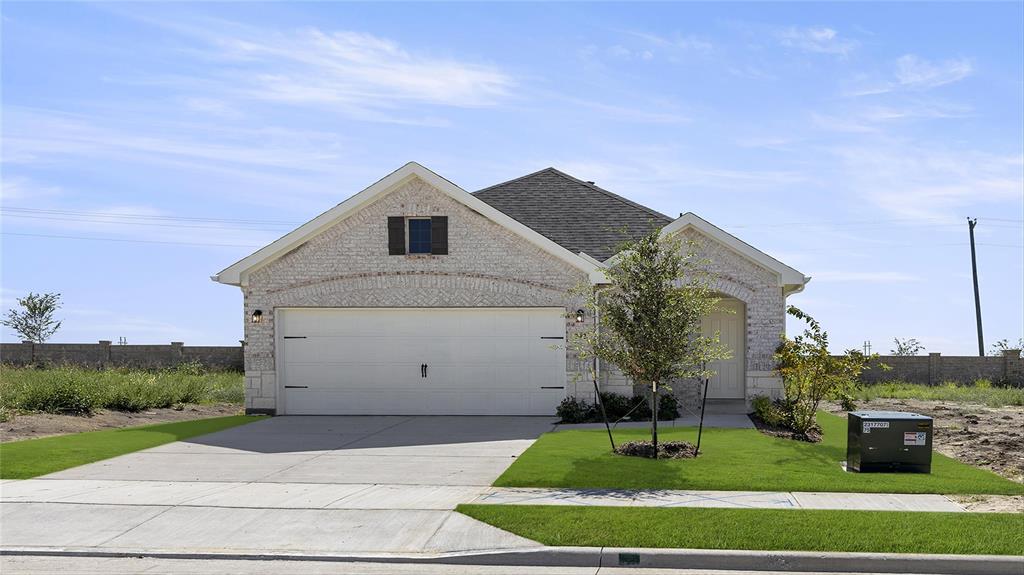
[{"left": 968, "top": 218, "right": 984, "bottom": 356}]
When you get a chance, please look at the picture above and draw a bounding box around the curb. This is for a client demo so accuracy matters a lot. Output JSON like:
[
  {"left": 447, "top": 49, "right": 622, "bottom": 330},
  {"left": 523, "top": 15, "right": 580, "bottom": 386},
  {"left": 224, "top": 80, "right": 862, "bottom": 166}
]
[{"left": 3, "top": 546, "right": 1022, "bottom": 574}]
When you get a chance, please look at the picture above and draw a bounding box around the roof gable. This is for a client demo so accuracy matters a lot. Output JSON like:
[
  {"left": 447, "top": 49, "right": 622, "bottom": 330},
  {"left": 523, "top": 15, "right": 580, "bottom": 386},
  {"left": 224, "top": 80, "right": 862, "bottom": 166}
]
[
  {"left": 473, "top": 167, "right": 673, "bottom": 261},
  {"left": 662, "top": 212, "right": 809, "bottom": 292},
  {"left": 212, "top": 163, "right": 599, "bottom": 286}
]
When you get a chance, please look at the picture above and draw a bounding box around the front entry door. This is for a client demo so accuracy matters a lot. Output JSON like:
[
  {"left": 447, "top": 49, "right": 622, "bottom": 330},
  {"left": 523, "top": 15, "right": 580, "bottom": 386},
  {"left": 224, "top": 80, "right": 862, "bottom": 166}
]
[{"left": 701, "top": 299, "right": 745, "bottom": 399}]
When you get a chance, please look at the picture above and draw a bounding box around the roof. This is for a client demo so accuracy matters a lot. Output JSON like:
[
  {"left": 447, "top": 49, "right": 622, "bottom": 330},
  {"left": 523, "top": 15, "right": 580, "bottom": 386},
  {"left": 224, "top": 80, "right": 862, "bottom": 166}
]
[
  {"left": 473, "top": 167, "right": 673, "bottom": 261},
  {"left": 212, "top": 162, "right": 602, "bottom": 287}
]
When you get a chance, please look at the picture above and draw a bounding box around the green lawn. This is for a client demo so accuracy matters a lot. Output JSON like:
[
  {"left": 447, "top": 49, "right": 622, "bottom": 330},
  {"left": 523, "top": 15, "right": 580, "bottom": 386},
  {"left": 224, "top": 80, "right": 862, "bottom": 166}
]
[
  {"left": 495, "top": 412, "right": 1024, "bottom": 495},
  {"left": 0, "top": 415, "right": 257, "bottom": 479},
  {"left": 458, "top": 505, "right": 1024, "bottom": 555}
]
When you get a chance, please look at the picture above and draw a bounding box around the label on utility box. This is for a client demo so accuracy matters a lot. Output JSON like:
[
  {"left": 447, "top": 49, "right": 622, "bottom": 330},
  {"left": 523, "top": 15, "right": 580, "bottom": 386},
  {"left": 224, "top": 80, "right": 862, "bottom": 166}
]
[
  {"left": 904, "top": 431, "right": 927, "bottom": 446},
  {"left": 863, "top": 421, "right": 889, "bottom": 433}
]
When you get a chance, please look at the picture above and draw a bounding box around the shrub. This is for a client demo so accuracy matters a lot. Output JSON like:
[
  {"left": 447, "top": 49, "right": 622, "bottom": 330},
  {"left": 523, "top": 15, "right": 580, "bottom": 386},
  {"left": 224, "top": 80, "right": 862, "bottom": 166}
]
[
  {"left": 775, "top": 307, "right": 877, "bottom": 434},
  {"left": 837, "top": 392, "right": 858, "bottom": 411},
  {"left": 557, "top": 392, "right": 678, "bottom": 424},
  {"left": 13, "top": 368, "right": 98, "bottom": 415},
  {"left": 0, "top": 365, "right": 245, "bottom": 415},
  {"left": 974, "top": 378, "right": 992, "bottom": 389},
  {"left": 632, "top": 392, "right": 680, "bottom": 421},
  {"left": 174, "top": 359, "right": 206, "bottom": 376},
  {"left": 751, "top": 394, "right": 787, "bottom": 427},
  {"left": 556, "top": 396, "right": 596, "bottom": 423}
]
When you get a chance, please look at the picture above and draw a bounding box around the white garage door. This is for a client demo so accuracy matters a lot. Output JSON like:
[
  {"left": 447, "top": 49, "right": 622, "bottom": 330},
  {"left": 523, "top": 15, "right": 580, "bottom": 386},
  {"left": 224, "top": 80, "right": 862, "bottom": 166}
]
[
  {"left": 702, "top": 299, "right": 746, "bottom": 399},
  {"left": 277, "top": 308, "right": 567, "bottom": 415}
]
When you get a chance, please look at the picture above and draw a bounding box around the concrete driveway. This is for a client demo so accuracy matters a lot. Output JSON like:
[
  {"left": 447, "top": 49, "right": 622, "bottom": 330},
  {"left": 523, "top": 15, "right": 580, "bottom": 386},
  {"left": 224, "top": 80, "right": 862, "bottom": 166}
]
[{"left": 0, "top": 416, "right": 556, "bottom": 556}]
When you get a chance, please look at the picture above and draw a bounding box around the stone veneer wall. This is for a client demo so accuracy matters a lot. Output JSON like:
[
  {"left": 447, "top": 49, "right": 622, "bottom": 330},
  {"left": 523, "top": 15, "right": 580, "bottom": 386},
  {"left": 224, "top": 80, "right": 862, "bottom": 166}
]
[
  {"left": 857, "top": 351, "right": 1023, "bottom": 386},
  {"left": 0, "top": 341, "right": 243, "bottom": 370},
  {"left": 241, "top": 175, "right": 588, "bottom": 414}
]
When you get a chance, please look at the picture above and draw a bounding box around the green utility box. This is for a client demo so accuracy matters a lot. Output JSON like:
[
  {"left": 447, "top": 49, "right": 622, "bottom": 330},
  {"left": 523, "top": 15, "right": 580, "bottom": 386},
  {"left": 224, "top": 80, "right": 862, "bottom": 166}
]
[{"left": 847, "top": 411, "right": 933, "bottom": 473}]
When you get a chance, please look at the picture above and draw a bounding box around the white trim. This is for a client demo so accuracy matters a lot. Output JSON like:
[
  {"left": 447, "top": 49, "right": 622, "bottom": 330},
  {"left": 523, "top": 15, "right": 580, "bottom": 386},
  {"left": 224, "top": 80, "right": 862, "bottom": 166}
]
[
  {"left": 661, "top": 212, "right": 809, "bottom": 290},
  {"left": 405, "top": 216, "right": 432, "bottom": 255},
  {"left": 212, "top": 162, "right": 599, "bottom": 286}
]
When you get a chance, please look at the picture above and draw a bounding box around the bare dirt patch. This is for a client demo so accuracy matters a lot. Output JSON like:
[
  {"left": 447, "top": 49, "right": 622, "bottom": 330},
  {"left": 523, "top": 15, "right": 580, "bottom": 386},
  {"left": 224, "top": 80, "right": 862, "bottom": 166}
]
[
  {"left": 826, "top": 398, "right": 1024, "bottom": 486},
  {"left": 0, "top": 404, "right": 241, "bottom": 443},
  {"left": 950, "top": 494, "right": 1024, "bottom": 513}
]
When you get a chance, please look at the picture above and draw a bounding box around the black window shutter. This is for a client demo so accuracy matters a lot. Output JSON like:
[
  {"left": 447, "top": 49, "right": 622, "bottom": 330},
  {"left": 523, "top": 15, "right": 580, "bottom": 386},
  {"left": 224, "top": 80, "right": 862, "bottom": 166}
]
[
  {"left": 387, "top": 217, "right": 405, "bottom": 255},
  {"left": 430, "top": 216, "right": 448, "bottom": 255}
]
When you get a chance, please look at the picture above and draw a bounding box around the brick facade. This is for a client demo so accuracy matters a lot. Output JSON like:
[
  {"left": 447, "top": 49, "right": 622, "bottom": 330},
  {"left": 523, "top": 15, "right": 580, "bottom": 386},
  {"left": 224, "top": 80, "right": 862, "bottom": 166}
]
[
  {"left": 596, "top": 228, "right": 789, "bottom": 412},
  {"left": 238, "top": 175, "right": 792, "bottom": 415},
  {"left": 241, "top": 176, "right": 588, "bottom": 414}
]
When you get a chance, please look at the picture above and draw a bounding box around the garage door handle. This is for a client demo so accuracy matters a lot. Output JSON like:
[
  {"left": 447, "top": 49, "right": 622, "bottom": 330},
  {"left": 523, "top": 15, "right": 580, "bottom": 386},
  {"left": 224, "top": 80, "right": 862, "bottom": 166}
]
[
  {"left": 541, "top": 386, "right": 564, "bottom": 390},
  {"left": 284, "top": 385, "right": 308, "bottom": 389}
]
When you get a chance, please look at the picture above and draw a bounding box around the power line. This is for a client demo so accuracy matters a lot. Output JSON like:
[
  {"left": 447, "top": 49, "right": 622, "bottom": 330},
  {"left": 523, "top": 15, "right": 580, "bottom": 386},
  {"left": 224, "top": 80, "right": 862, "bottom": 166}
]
[{"left": 3, "top": 230, "right": 260, "bottom": 246}]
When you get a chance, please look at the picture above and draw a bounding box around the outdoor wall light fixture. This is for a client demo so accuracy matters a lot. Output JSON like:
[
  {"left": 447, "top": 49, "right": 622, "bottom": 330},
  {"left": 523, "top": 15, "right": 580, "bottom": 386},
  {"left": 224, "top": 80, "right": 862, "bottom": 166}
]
[
  {"left": 251, "top": 310, "right": 263, "bottom": 324},
  {"left": 575, "top": 309, "right": 585, "bottom": 323}
]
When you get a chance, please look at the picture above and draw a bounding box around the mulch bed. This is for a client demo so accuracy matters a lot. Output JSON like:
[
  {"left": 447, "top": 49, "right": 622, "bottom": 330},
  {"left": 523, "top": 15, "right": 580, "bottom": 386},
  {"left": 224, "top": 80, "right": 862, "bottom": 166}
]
[
  {"left": 614, "top": 439, "right": 698, "bottom": 459},
  {"left": 748, "top": 413, "right": 823, "bottom": 443}
]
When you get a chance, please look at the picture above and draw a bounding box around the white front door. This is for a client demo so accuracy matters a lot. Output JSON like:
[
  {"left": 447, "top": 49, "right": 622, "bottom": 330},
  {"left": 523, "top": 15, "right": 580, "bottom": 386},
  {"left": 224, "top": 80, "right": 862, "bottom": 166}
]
[
  {"left": 702, "top": 299, "right": 745, "bottom": 399},
  {"left": 276, "top": 307, "right": 566, "bottom": 415}
]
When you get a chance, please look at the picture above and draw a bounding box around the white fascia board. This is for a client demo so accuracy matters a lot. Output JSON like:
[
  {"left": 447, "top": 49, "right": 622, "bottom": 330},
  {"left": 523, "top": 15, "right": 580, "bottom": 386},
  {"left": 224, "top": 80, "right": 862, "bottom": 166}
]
[
  {"left": 212, "top": 162, "right": 599, "bottom": 286},
  {"left": 659, "top": 212, "right": 809, "bottom": 289}
]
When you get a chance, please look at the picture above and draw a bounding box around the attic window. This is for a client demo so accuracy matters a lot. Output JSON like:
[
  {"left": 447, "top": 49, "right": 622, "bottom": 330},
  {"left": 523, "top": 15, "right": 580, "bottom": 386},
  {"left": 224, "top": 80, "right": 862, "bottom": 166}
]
[
  {"left": 407, "top": 218, "right": 432, "bottom": 254},
  {"left": 387, "top": 216, "right": 448, "bottom": 255}
]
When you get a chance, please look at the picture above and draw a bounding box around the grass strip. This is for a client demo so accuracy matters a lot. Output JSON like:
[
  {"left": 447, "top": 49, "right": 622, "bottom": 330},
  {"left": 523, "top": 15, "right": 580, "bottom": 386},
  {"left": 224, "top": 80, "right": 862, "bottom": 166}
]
[
  {"left": 0, "top": 415, "right": 257, "bottom": 479},
  {"left": 458, "top": 504, "right": 1024, "bottom": 555},
  {"left": 494, "top": 412, "right": 1024, "bottom": 495}
]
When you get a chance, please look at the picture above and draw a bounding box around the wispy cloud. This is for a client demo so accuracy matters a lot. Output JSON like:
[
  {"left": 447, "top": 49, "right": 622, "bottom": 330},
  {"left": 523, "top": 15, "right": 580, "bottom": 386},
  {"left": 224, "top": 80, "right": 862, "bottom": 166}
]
[
  {"left": 108, "top": 10, "right": 514, "bottom": 123},
  {"left": 894, "top": 54, "right": 973, "bottom": 90},
  {"left": 832, "top": 143, "right": 1023, "bottom": 220},
  {"left": 847, "top": 54, "right": 974, "bottom": 96},
  {"left": 777, "top": 26, "right": 857, "bottom": 56}
]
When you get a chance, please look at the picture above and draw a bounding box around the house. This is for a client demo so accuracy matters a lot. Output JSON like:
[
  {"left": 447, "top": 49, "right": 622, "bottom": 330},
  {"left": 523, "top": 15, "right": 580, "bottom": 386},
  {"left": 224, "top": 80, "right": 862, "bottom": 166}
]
[{"left": 213, "top": 162, "right": 809, "bottom": 416}]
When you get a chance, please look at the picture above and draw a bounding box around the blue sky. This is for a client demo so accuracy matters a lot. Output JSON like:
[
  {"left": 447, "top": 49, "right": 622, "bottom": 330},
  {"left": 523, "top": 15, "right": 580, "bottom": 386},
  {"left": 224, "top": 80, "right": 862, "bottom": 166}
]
[{"left": 2, "top": 2, "right": 1022, "bottom": 355}]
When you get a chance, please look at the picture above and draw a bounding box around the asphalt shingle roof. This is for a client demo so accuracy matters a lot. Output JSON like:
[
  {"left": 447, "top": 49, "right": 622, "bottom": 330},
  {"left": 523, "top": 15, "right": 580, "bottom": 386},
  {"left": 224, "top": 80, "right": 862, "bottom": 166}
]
[{"left": 473, "top": 167, "right": 673, "bottom": 261}]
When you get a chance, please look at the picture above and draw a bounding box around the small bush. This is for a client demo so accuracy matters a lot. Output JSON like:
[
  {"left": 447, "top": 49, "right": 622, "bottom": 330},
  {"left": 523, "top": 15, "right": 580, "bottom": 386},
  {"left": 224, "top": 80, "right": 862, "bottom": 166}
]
[
  {"left": 559, "top": 392, "right": 678, "bottom": 424},
  {"left": 0, "top": 365, "right": 245, "bottom": 415},
  {"left": 837, "top": 392, "right": 858, "bottom": 411},
  {"left": 974, "top": 378, "right": 992, "bottom": 389},
  {"left": 174, "top": 360, "right": 206, "bottom": 376},
  {"left": 13, "top": 368, "right": 98, "bottom": 415},
  {"left": 556, "top": 396, "right": 596, "bottom": 424},
  {"left": 751, "top": 394, "right": 787, "bottom": 427}
]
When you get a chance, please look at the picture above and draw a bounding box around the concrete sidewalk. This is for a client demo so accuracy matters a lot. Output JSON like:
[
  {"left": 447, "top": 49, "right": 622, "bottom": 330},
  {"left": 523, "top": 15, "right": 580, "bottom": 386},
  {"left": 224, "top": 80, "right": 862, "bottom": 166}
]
[{"left": 473, "top": 487, "right": 966, "bottom": 512}]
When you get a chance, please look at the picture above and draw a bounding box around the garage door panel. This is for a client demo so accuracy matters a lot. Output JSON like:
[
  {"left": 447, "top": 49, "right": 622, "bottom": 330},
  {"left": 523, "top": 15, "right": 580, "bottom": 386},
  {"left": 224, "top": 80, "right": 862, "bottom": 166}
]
[{"left": 279, "top": 308, "right": 565, "bottom": 415}]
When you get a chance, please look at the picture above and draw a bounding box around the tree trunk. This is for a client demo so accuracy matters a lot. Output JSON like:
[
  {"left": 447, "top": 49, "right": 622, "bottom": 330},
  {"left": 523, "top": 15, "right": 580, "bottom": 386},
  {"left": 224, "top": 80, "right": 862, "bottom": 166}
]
[{"left": 651, "top": 381, "right": 659, "bottom": 459}]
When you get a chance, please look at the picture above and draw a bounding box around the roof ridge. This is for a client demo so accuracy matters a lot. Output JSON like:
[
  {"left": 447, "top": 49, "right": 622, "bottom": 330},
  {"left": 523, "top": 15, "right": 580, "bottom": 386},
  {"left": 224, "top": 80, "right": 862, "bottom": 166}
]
[
  {"left": 472, "top": 167, "right": 561, "bottom": 195},
  {"left": 474, "top": 166, "right": 672, "bottom": 223},
  {"left": 543, "top": 167, "right": 673, "bottom": 223}
]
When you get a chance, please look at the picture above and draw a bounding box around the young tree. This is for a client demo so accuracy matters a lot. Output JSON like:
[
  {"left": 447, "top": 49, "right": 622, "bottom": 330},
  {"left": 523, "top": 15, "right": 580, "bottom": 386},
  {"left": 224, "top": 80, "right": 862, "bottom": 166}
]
[
  {"left": 891, "top": 337, "right": 925, "bottom": 356},
  {"left": 988, "top": 338, "right": 1024, "bottom": 358},
  {"left": 570, "top": 229, "right": 728, "bottom": 457},
  {"left": 775, "top": 306, "right": 879, "bottom": 435},
  {"left": 2, "top": 292, "right": 63, "bottom": 343}
]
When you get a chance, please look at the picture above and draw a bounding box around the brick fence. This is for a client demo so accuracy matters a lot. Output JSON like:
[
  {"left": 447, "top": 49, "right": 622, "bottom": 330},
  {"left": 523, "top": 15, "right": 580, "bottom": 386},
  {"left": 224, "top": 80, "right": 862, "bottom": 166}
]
[
  {"left": 855, "top": 350, "right": 1023, "bottom": 386},
  {"left": 0, "top": 341, "right": 243, "bottom": 371}
]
